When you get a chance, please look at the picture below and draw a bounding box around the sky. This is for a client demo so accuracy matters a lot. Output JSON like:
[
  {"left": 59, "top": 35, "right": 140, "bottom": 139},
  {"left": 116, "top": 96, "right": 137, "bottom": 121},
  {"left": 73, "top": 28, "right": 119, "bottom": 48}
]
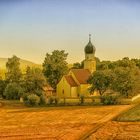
[{"left": 0, "top": 0, "right": 140, "bottom": 64}]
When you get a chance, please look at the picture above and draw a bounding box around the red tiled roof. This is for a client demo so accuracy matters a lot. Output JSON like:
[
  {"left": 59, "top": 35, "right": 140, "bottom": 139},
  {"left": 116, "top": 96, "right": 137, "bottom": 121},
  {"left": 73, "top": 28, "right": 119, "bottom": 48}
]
[
  {"left": 71, "top": 69, "right": 91, "bottom": 84},
  {"left": 64, "top": 75, "right": 78, "bottom": 87}
]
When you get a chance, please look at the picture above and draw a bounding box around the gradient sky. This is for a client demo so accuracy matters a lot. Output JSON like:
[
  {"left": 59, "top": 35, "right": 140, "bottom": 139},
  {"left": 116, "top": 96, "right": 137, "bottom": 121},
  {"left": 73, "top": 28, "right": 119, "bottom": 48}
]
[{"left": 0, "top": 0, "right": 140, "bottom": 64}]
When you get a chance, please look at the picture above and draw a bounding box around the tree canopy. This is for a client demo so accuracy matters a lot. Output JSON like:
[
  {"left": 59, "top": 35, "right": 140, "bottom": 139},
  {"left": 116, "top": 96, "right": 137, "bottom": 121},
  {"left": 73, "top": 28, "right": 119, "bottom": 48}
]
[
  {"left": 43, "top": 50, "right": 68, "bottom": 89},
  {"left": 88, "top": 70, "right": 112, "bottom": 96},
  {"left": 24, "top": 66, "right": 46, "bottom": 94},
  {"left": 5, "top": 55, "right": 22, "bottom": 83}
]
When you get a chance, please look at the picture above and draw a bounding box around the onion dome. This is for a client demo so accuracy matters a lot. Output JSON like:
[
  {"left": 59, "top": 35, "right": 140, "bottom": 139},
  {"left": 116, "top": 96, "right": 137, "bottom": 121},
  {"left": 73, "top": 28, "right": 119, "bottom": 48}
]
[{"left": 84, "top": 34, "right": 96, "bottom": 54}]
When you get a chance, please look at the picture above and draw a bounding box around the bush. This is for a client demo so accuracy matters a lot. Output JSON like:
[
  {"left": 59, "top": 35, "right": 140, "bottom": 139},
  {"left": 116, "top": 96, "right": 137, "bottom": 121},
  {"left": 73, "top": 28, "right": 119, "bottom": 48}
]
[
  {"left": 101, "top": 95, "right": 118, "bottom": 105},
  {"left": 48, "top": 96, "right": 54, "bottom": 104},
  {"left": 0, "top": 80, "right": 6, "bottom": 98},
  {"left": 79, "top": 95, "right": 85, "bottom": 104},
  {"left": 4, "top": 83, "right": 24, "bottom": 100},
  {"left": 34, "top": 89, "right": 43, "bottom": 97},
  {"left": 26, "top": 94, "right": 40, "bottom": 106},
  {"left": 40, "top": 94, "right": 47, "bottom": 105},
  {"left": 48, "top": 96, "right": 59, "bottom": 105},
  {"left": 54, "top": 97, "right": 59, "bottom": 105}
]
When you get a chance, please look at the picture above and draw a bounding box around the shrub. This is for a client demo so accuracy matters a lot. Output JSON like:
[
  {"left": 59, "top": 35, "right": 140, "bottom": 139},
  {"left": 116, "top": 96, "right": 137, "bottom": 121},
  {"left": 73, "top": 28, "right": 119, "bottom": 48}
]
[
  {"left": 34, "top": 89, "right": 43, "bottom": 97},
  {"left": 0, "top": 79, "right": 6, "bottom": 99},
  {"left": 101, "top": 95, "right": 118, "bottom": 105},
  {"left": 54, "top": 97, "right": 59, "bottom": 105},
  {"left": 48, "top": 96, "right": 54, "bottom": 105},
  {"left": 26, "top": 94, "right": 40, "bottom": 106},
  {"left": 47, "top": 96, "right": 59, "bottom": 105},
  {"left": 4, "top": 83, "right": 24, "bottom": 100},
  {"left": 40, "top": 94, "right": 47, "bottom": 105},
  {"left": 79, "top": 95, "right": 85, "bottom": 104}
]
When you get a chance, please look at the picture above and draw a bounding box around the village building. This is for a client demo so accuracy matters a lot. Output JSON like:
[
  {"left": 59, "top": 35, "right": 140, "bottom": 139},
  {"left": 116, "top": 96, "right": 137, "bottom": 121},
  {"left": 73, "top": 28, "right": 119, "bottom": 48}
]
[
  {"left": 57, "top": 35, "right": 97, "bottom": 98},
  {"left": 43, "top": 84, "right": 55, "bottom": 97}
]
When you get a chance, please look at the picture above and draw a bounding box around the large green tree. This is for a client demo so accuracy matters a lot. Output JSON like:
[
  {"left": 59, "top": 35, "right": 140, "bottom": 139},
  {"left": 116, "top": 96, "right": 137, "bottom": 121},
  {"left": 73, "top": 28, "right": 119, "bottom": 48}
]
[
  {"left": 88, "top": 70, "right": 112, "bottom": 96},
  {"left": 43, "top": 50, "right": 68, "bottom": 89},
  {"left": 24, "top": 67, "right": 46, "bottom": 94},
  {"left": 4, "top": 82, "right": 24, "bottom": 100},
  {"left": 112, "top": 68, "right": 134, "bottom": 98},
  {"left": 5, "top": 55, "right": 22, "bottom": 83}
]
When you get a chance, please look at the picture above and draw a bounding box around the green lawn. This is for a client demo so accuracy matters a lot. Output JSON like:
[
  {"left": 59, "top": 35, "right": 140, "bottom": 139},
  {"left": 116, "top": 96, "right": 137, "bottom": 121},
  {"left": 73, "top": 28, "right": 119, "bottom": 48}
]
[{"left": 115, "top": 104, "right": 140, "bottom": 122}]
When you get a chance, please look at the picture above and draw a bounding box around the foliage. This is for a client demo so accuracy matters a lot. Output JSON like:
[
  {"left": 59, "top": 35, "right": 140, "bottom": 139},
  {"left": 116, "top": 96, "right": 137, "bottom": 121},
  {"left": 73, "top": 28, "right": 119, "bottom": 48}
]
[
  {"left": 115, "top": 105, "right": 140, "bottom": 122},
  {"left": 24, "top": 67, "right": 46, "bottom": 93},
  {"left": 112, "top": 68, "right": 134, "bottom": 98},
  {"left": 4, "top": 83, "right": 24, "bottom": 100},
  {"left": 25, "top": 94, "right": 40, "bottom": 106},
  {"left": 88, "top": 71, "right": 112, "bottom": 96},
  {"left": 0, "top": 79, "right": 7, "bottom": 98},
  {"left": 43, "top": 50, "right": 68, "bottom": 89},
  {"left": 40, "top": 94, "right": 47, "bottom": 105},
  {"left": 72, "top": 61, "right": 84, "bottom": 69},
  {"left": 97, "top": 57, "right": 140, "bottom": 71},
  {"left": 48, "top": 96, "right": 59, "bottom": 105},
  {"left": 101, "top": 95, "right": 118, "bottom": 105},
  {"left": 5, "top": 55, "right": 22, "bottom": 83}
]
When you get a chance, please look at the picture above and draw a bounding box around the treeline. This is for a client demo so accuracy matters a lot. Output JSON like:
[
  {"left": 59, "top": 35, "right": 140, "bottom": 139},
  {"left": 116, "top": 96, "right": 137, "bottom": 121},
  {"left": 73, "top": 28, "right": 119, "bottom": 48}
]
[
  {"left": 0, "top": 51, "right": 140, "bottom": 106},
  {"left": 0, "top": 50, "right": 69, "bottom": 106},
  {"left": 73, "top": 57, "right": 140, "bottom": 99},
  {"left": 90, "top": 57, "right": 140, "bottom": 98}
]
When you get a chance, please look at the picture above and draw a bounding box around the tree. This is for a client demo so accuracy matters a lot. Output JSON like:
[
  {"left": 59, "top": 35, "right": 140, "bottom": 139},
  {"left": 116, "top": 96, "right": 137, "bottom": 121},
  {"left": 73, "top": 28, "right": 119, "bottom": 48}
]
[
  {"left": 5, "top": 55, "right": 22, "bottom": 83},
  {"left": 72, "top": 61, "right": 84, "bottom": 69},
  {"left": 24, "top": 67, "right": 46, "bottom": 94},
  {"left": 88, "top": 71, "right": 112, "bottom": 96},
  {"left": 131, "top": 58, "right": 140, "bottom": 69},
  {"left": 111, "top": 68, "right": 134, "bottom": 98},
  {"left": 4, "top": 83, "right": 24, "bottom": 100},
  {"left": 117, "top": 57, "right": 136, "bottom": 68},
  {"left": 0, "top": 79, "right": 6, "bottom": 98},
  {"left": 43, "top": 50, "right": 68, "bottom": 89}
]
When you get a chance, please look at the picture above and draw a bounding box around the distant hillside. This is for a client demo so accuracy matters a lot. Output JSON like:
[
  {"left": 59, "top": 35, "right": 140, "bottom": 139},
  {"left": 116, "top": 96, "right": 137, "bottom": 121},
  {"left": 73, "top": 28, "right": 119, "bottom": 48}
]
[{"left": 0, "top": 58, "right": 42, "bottom": 70}]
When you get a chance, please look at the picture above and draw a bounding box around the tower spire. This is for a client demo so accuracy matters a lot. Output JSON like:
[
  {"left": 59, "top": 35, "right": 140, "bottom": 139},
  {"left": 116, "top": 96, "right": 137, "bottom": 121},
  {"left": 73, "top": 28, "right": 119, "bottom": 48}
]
[{"left": 89, "top": 34, "right": 91, "bottom": 42}]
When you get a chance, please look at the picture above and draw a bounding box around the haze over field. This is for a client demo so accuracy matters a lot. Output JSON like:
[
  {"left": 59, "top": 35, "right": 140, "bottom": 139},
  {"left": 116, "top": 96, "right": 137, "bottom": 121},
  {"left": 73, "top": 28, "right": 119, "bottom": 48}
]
[{"left": 0, "top": 0, "right": 140, "bottom": 63}]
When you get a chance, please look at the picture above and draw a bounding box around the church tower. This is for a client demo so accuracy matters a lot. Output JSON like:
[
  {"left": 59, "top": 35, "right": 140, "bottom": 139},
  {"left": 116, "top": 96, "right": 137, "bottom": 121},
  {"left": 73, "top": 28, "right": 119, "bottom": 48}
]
[{"left": 84, "top": 34, "right": 96, "bottom": 73}]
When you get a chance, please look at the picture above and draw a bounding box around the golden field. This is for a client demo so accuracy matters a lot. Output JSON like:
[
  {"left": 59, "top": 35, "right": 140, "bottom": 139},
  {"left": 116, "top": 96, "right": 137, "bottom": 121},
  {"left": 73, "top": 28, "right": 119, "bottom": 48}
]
[{"left": 0, "top": 101, "right": 132, "bottom": 140}]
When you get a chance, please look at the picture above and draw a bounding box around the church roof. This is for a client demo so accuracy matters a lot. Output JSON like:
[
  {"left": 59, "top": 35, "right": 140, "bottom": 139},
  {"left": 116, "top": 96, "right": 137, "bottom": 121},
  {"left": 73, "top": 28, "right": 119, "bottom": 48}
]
[
  {"left": 71, "top": 69, "right": 91, "bottom": 84},
  {"left": 65, "top": 75, "right": 78, "bottom": 87},
  {"left": 84, "top": 34, "right": 96, "bottom": 54}
]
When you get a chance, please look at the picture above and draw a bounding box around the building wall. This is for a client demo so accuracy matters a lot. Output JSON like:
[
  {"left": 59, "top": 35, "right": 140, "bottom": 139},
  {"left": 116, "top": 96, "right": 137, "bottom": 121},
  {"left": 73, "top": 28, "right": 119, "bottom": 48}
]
[
  {"left": 71, "top": 87, "right": 78, "bottom": 97},
  {"left": 57, "top": 76, "right": 79, "bottom": 98},
  {"left": 57, "top": 76, "right": 71, "bottom": 98},
  {"left": 84, "top": 59, "right": 96, "bottom": 73}
]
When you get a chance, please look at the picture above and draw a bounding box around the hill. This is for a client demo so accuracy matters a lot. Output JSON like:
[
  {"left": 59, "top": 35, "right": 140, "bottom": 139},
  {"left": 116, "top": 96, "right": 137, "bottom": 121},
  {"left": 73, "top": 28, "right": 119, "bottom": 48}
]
[{"left": 0, "top": 58, "right": 41, "bottom": 70}]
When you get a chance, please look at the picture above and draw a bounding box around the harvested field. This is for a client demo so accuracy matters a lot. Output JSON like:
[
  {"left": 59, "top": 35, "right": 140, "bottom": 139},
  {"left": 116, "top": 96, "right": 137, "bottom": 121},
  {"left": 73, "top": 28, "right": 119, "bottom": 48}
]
[
  {"left": 0, "top": 104, "right": 131, "bottom": 140},
  {"left": 87, "top": 121, "right": 140, "bottom": 140}
]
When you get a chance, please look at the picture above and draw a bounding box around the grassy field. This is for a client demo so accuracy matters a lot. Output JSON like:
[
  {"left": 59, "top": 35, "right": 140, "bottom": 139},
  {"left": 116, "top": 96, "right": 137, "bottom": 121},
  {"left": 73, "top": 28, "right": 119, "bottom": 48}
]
[
  {"left": 0, "top": 100, "right": 131, "bottom": 140},
  {"left": 115, "top": 104, "right": 140, "bottom": 122}
]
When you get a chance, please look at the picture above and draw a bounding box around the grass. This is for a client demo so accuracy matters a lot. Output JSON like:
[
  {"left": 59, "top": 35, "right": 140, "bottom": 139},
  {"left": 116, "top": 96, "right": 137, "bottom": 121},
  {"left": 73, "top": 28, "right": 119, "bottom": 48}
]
[{"left": 115, "top": 104, "right": 140, "bottom": 122}]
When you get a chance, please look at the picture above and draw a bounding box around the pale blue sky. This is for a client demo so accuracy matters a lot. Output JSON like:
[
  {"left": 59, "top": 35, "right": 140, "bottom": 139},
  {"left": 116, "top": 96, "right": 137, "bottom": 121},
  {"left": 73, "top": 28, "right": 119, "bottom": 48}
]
[{"left": 0, "top": 0, "right": 140, "bottom": 64}]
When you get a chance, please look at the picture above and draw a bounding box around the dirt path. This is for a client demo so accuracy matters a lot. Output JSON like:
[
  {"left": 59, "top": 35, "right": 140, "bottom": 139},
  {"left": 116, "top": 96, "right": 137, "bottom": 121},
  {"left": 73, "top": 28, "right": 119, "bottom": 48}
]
[{"left": 0, "top": 105, "right": 131, "bottom": 140}]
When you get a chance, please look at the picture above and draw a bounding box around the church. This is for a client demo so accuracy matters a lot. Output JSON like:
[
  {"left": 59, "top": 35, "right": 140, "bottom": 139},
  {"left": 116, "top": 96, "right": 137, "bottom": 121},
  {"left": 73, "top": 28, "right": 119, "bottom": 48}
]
[{"left": 57, "top": 35, "right": 96, "bottom": 98}]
